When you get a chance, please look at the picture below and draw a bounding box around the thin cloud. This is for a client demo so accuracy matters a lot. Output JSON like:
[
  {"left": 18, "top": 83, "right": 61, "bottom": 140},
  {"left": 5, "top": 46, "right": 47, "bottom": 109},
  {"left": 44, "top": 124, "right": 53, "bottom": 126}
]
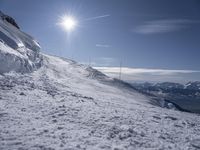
[
  {"left": 94, "top": 57, "right": 116, "bottom": 66},
  {"left": 96, "top": 67, "right": 200, "bottom": 75},
  {"left": 96, "top": 44, "right": 111, "bottom": 48},
  {"left": 95, "top": 67, "right": 200, "bottom": 83},
  {"left": 81, "top": 57, "right": 116, "bottom": 67},
  {"left": 84, "top": 14, "right": 110, "bottom": 21},
  {"left": 135, "top": 19, "right": 198, "bottom": 34},
  {"left": 98, "top": 57, "right": 115, "bottom": 62}
]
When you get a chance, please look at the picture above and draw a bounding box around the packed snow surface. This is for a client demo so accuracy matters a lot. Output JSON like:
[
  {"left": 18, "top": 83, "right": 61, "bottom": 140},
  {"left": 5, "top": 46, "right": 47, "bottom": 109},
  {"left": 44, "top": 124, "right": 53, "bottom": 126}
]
[{"left": 0, "top": 54, "right": 200, "bottom": 150}]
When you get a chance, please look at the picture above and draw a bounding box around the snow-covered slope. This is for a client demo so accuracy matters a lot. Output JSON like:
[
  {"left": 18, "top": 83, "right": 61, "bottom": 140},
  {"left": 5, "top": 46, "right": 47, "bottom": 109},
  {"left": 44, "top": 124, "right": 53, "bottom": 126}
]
[
  {"left": 0, "top": 11, "right": 200, "bottom": 150},
  {"left": 0, "top": 11, "right": 42, "bottom": 74},
  {"left": 1, "top": 54, "right": 200, "bottom": 150}
]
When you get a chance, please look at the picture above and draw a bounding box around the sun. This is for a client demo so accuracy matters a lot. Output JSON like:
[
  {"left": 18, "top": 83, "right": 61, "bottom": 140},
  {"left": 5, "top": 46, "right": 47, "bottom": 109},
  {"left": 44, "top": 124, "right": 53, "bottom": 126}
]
[{"left": 59, "top": 15, "right": 77, "bottom": 32}]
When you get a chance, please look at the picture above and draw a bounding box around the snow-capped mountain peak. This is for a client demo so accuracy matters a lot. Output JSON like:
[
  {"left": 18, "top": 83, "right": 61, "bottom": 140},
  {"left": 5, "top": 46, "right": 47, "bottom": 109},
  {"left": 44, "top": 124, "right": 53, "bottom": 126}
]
[
  {"left": 0, "top": 11, "right": 20, "bottom": 29},
  {"left": 0, "top": 11, "right": 42, "bottom": 74}
]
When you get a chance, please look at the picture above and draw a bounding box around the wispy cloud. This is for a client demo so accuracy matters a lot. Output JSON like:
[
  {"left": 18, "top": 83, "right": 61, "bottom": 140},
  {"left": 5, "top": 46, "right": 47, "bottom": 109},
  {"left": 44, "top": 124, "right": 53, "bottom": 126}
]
[
  {"left": 81, "top": 57, "right": 116, "bottom": 67},
  {"left": 94, "top": 57, "right": 116, "bottom": 66},
  {"left": 95, "top": 67, "right": 200, "bottom": 83},
  {"left": 96, "top": 44, "right": 111, "bottom": 48},
  {"left": 84, "top": 14, "right": 110, "bottom": 21},
  {"left": 135, "top": 19, "right": 198, "bottom": 34},
  {"left": 96, "top": 67, "right": 200, "bottom": 75}
]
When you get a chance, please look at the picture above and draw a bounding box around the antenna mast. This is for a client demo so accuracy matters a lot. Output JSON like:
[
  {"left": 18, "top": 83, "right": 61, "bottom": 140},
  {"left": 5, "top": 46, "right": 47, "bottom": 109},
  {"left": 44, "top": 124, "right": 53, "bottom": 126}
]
[{"left": 119, "top": 61, "right": 122, "bottom": 80}]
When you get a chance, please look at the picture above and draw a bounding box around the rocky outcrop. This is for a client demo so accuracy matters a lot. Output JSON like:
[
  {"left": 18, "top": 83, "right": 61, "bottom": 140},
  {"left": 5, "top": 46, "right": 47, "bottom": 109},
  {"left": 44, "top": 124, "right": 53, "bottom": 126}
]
[{"left": 0, "top": 11, "right": 20, "bottom": 29}]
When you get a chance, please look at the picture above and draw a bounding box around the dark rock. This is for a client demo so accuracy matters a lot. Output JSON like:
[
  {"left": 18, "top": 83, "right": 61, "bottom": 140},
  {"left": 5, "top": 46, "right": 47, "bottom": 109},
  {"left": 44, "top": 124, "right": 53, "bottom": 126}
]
[
  {"left": 0, "top": 11, "right": 20, "bottom": 29},
  {"left": 57, "top": 127, "right": 63, "bottom": 130},
  {"left": 19, "top": 92, "right": 25, "bottom": 96},
  {"left": 43, "top": 129, "right": 49, "bottom": 133},
  {"left": 52, "top": 119, "right": 57, "bottom": 123}
]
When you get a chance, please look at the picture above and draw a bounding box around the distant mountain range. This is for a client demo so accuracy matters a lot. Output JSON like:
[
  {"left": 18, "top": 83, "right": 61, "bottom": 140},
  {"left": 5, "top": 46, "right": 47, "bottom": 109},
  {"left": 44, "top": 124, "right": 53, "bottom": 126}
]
[{"left": 131, "top": 82, "right": 200, "bottom": 113}]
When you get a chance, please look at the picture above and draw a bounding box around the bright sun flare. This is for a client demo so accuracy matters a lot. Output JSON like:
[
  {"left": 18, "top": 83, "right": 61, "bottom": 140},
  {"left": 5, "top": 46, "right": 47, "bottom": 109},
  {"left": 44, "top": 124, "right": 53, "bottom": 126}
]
[{"left": 60, "top": 15, "right": 77, "bottom": 32}]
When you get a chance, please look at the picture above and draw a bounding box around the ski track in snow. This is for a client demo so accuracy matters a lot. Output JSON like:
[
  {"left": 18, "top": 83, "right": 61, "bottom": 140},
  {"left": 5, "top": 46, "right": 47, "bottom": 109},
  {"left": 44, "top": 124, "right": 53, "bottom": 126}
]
[{"left": 0, "top": 54, "right": 200, "bottom": 150}]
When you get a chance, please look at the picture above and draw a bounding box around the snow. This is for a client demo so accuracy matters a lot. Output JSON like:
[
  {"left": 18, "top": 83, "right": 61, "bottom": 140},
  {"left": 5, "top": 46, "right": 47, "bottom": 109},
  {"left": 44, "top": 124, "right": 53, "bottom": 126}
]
[
  {"left": 0, "top": 54, "right": 200, "bottom": 150},
  {"left": 0, "top": 42, "right": 42, "bottom": 73},
  {"left": 0, "top": 14, "right": 40, "bottom": 51},
  {"left": 0, "top": 12, "right": 42, "bottom": 74},
  {"left": 0, "top": 11, "right": 200, "bottom": 150}
]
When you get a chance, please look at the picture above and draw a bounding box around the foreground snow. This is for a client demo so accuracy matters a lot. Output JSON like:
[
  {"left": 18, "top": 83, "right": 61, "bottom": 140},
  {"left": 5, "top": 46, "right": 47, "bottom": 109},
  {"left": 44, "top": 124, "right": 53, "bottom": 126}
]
[{"left": 0, "top": 54, "right": 200, "bottom": 150}]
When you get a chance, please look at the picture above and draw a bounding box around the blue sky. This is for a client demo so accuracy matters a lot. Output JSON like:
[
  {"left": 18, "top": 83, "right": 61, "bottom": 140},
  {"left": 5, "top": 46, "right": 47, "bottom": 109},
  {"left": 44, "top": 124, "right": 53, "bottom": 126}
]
[{"left": 1, "top": 0, "right": 200, "bottom": 82}]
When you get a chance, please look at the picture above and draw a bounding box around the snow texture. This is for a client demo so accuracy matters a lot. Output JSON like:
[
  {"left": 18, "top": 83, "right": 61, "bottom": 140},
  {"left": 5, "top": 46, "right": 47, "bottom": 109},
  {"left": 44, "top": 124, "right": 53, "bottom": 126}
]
[{"left": 0, "top": 54, "right": 200, "bottom": 150}]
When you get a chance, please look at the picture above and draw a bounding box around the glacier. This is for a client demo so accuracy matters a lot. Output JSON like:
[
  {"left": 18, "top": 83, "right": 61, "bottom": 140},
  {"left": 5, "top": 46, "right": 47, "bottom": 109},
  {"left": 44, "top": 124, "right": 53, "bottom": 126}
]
[{"left": 0, "top": 11, "right": 200, "bottom": 150}]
